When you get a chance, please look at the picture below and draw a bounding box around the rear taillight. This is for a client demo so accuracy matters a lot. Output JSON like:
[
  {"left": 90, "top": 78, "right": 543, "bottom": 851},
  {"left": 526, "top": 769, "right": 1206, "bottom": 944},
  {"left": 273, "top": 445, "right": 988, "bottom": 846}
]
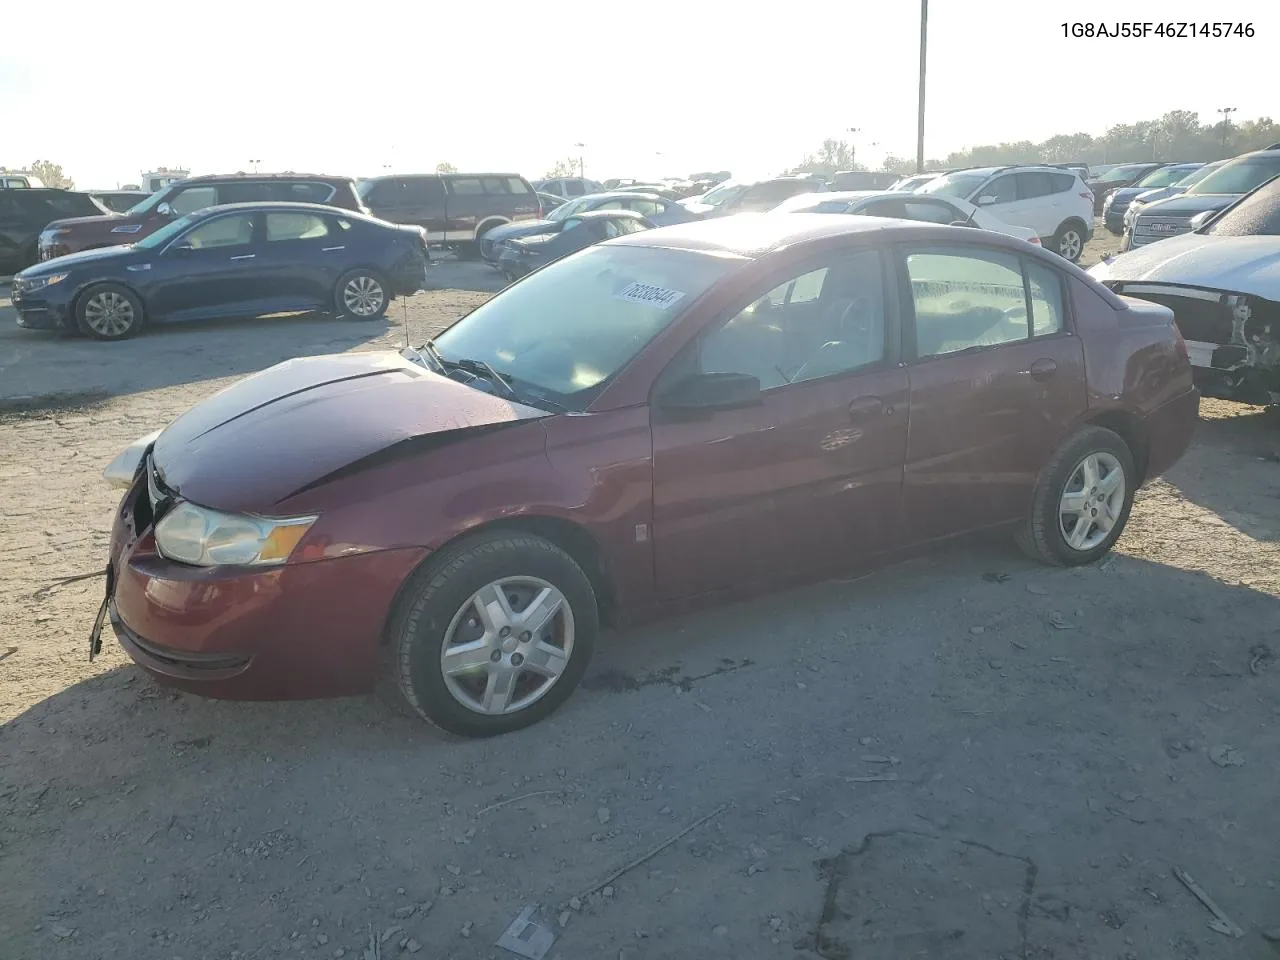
[
  {"left": 1172, "top": 322, "right": 1189, "bottom": 362},
  {"left": 1079, "top": 191, "right": 1093, "bottom": 200}
]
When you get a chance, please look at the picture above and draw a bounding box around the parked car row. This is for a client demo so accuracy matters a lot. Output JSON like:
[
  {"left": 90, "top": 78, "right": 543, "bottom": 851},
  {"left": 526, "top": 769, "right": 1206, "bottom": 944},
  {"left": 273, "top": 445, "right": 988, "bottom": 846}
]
[{"left": 1091, "top": 170, "right": 1280, "bottom": 407}]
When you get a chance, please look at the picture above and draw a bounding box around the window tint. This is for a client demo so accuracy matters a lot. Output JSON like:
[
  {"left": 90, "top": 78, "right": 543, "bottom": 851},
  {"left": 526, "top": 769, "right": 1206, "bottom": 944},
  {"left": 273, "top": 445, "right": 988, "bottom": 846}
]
[
  {"left": 482, "top": 177, "right": 508, "bottom": 195},
  {"left": 45, "top": 192, "right": 103, "bottom": 216},
  {"left": 627, "top": 198, "right": 662, "bottom": 216},
  {"left": 405, "top": 178, "right": 445, "bottom": 202},
  {"left": 1204, "top": 176, "right": 1280, "bottom": 236},
  {"left": 902, "top": 199, "right": 960, "bottom": 224},
  {"left": 594, "top": 200, "right": 625, "bottom": 210},
  {"left": 217, "top": 182, "right": 270, "bottom": 204},
  {"left": 618, "top": 217, "right": 648, "bottom": 234},
  {"left": 266, "top": 212, "right": 329, "bottom": 241},
  {"left": 977, "top": 176, "right": 1017, "bottom": 204},
  {"left": 1050, "top": 172, "right": 1076, "bottom": 192},
  {"left": 859, "top": 198, "right": 907, "bottom": 218},
  {"left": 179, "top": 214, "right": 254, "bottom": 249},
  {"left": 600, "top": 220, "right": 623, "bottom": 239},
  {"left": 698, "top": 251, "right": 886, "bottom": 390},
  {"left": 564, "top": 181, "right": 585, "bottom": 196},
  {"left": 1015, "top": 172, "right": 1055, "bottom": 199},
  {"left": 906, "top": 249, "right": 1028, "bottom": 358},
  {"left": 269, "top": 182, "right": 335, "bottom": 203},
  {"left": 170, "top": 186, "right": 218, "bottom": 215},
  {"left": 506, "top": 177, "right": 531, "bottom": 195},
  {"left": 1026, "top": 261, "right": 1065, "bottom": 336},
  {"left": 449, "top": 178, "right": 484, "bottom": 195}
]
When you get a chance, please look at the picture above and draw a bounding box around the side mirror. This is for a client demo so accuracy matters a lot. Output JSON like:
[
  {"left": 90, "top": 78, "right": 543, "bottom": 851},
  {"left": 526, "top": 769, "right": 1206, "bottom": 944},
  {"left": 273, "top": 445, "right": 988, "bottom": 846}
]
[
  {"left": 657, "top": 372, "right": 761, "bottom": 413},
  {"left": 1189, "top": 210, "right": 1215, "bottom": 231},
  {"left": 170, "top": 242, "right": 194, "bottom": 256},
  {"left": 157, "top": 202, "right": 174, "bottom": 217},
  {"left": 975, "top": 196, "right": 997, "bottom": 206}
]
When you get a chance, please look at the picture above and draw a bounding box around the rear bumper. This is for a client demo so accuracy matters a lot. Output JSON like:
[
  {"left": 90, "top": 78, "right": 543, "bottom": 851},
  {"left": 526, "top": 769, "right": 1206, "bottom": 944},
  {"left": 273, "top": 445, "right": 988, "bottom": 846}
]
[{"left": 1143, "top": 388, "right": 1199, "bottom": 479}]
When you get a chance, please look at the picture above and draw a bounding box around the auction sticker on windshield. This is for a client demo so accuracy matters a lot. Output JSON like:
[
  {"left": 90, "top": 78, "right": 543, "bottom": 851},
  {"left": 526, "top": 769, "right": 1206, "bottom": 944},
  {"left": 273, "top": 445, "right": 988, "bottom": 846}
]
[{"left": 614, "top": 282, "right": 686, "bottom": 309}]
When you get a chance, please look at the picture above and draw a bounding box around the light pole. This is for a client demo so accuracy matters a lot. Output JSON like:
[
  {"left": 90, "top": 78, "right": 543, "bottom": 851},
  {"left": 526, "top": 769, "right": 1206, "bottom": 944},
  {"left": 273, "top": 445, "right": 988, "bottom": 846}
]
[
  {"left": 1218, "top": 106, "right": 1237, "bottom": 150},
  {"left": 250, "top": 158, "right": 260, "bottom": 173},
  {"left": 574, "top": 143, "right": 586, "bottom": 179},
  {"left": 916, "top": 0, "right": 928, "bottom": 173},
  {"left": 846, "top": 127, "right": 860, "bottom": 167}
]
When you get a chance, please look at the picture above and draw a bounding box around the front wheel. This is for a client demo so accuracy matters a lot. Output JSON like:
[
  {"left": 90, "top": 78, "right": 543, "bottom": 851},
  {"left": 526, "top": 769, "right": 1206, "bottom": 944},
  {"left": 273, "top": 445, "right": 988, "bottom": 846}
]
[
  {"left": 1052, "top": 222, "right": 1085, "bottom": 262},
  {"left": 334, "top": 269, "right": 388, "bottom": 319},
  {"left": 75, "top": 283, "right": 145, "bottom": 340},
  {"left": 1016, "top": 426, "right": 1136, "bottom": 566},
  {"left": 391, "top": 532, "right": 598, "bottom": 737}
]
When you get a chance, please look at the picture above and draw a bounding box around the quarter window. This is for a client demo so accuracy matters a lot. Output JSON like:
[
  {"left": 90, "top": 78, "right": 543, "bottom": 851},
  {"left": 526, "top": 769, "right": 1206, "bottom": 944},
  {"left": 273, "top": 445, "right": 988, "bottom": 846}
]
[
  {"left": 448, "top": 178, "right": 484, "bottom": 195},
  {"left": 266, "top": 212, "right": 328, "bottom": 241},
  {"left": 178, "top": 214, "right": 255, "bottom": 249},
  {"left": 696, "top": 251, "right": 886, "bottom": 390},
  {"left": 482, "top": 177, "right": 508, "bottom": 195},
  {"left": 170, "top": 186, "right": 217, "bottom": 215},
  {"left": 506, "top": 177, "right": 532, "bottom": 194}
]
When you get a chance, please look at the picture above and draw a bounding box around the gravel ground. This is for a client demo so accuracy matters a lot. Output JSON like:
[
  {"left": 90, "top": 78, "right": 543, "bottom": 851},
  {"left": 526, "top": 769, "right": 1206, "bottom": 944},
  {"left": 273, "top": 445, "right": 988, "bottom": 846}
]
[{"left": 2, "top": 226, "right": 1279, "bottom": 960}]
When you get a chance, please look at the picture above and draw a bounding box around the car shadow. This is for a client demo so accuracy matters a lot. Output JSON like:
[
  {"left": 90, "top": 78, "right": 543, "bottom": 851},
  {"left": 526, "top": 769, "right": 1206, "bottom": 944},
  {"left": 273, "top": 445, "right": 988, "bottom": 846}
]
[{"left": 1160, "top": 405, "right": 1280, "bottom": 544}]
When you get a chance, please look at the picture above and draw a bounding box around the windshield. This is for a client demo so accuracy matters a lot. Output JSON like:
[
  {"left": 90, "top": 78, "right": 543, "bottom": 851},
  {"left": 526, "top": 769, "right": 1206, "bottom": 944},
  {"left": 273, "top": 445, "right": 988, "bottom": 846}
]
[
  {"left": 134, "top": 212, "right": 202, "bottom": 250},
  {"left": 1175, "top": 163, "right": 1221, "bottom": 187},
  {"left": 1136, "top": 166, "right": 1198, "bottom": 189},
  {"left": 696, "top": 181, "right": 748, "bottom": 206},
  {"left": 1189, "top": 156, "right": 1280, "bottom": 196},
  {"left": 124, "top": 188, "right": 167, "bottom": 216},
  {"left": 547, "top": 196, "right": 593, "bottom": 221},
  {"left": 432, "top": 245, "right": 741, "bottom": 408},
  {"left": 1203, "top": 175, "right": 1280, "bottom": 236},
  {"left": 918, "top": 172, "right": 992, "bottom": 199}
]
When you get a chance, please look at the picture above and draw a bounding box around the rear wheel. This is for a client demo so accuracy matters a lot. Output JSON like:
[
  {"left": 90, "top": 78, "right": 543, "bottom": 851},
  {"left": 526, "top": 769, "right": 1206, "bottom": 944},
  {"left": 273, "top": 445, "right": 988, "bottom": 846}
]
[
  {"left": 75, "top": 283, "right": 144, "bottom": 340},
  {"left": 390, "top": 532, "right": 598, "bottom": 737},
  {"left": 1052, "top": 221, "right": 1086, "bottom": 262},
  {"left": 334, "top": 269, "right": 388, "bottom": 319},
  {"left": 1016, "top": 426, "right": 1136, "bottom": 566}
]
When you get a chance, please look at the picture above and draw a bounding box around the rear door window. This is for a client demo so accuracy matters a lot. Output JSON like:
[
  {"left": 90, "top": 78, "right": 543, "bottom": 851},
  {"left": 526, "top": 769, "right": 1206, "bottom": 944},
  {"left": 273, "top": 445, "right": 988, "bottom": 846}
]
[
  {"left": 564, "top": 180, "right": 585, "bottom": 196},
  {"left": 404, "top": 178, "right": 445, "bottom": 203},
  {"left": 482, "top": 177, "right": 508, "bottom": 195},
  {"left": 1015, "top": 173, "right": 1055, "bottom": 200},
  {"left": 506, "top": 177, "right": 532, "bottom": 194},
  {"left": 448, "top": 178, "right": 485, "bottom": 196},
  {"left": 216, "top": 182, "right": 270, "bottom": 204},
  {"left": 265, "top": 182, "right": 336, "bottom": 203},
  {"left": 266, "top": 212, "right": 330, "bottom": 241}
]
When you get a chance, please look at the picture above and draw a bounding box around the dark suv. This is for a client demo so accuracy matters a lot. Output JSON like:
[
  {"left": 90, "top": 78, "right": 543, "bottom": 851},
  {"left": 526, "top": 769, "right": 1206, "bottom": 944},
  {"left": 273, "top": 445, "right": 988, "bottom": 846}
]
[
  {"left": 37, "top": 173, "right": 367, "bottom": 261},
  {"left": 357, "top": 173, "right": 540, "bottom": 258},
  {"left": 1, "top": 189, "right": 109, "bottom": 275}
]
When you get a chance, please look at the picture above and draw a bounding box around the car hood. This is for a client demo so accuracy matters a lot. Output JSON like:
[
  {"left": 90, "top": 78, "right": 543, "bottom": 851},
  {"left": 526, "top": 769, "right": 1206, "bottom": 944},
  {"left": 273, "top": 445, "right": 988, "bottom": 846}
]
[
  {"left": 44, "top": 212, "right": 127, "bottom": 231},
  {"left": 1106, "top": 187, "right": 1147, "bottom": 205},
  {"left": 680, "top": 201, "right": 716, "bottom": 215},
  {"left": 486, "top": 220, "right": 558, "bottom": 243},
  {"left": 151, "top": 351, "right": 551, "bottom": 513},
  {"left": 16, "top": 243, "right": 142, "bottom": 278},
  {"left": 1088, "top": 232, "right": 1280, "bottom": 298},
  {"left": 1131, "top": 185, "right": 1185, "bottom": 206},
  {"left": 1136, "top": 194, "right": 1238, "bottom": 217},
  {"left": 509, "top": 233, "right": 558, "bottom": 252}
]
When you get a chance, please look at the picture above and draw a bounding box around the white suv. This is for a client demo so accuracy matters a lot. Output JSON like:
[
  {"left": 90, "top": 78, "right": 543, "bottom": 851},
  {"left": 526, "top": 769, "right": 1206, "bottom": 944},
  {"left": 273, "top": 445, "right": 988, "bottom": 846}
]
[{"left": 914, "top": 165, "right": 1095, "bottom": 261}]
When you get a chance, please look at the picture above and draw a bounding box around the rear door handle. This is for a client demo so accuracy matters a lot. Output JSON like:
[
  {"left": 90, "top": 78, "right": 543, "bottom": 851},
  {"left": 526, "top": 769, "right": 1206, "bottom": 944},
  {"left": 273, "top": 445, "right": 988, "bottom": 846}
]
[
  {"left": 1029, "top": 358, "right": 1058, "bottom": 381},
  {"left": 229, "top": 254, "right": 256, "bottom": 261},
  {"left": 848, "top": 395, "right": 887, "bottom": 419},
  {"left": 322, "top": 245, "right": 346, "bottom": 252}
]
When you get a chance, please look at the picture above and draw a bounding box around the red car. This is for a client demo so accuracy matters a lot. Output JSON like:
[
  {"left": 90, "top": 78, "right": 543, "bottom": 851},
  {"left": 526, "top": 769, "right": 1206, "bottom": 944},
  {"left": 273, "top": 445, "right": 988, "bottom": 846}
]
[{"left": 97, "top": 215, "right": 1199, "bottom": 737}]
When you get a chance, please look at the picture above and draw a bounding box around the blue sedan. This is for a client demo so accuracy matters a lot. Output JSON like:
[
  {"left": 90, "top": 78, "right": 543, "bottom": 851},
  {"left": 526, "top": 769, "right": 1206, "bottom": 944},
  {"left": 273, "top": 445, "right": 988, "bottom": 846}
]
[{"left": 11, "top": 202, "right": 430, "bottom": 340}]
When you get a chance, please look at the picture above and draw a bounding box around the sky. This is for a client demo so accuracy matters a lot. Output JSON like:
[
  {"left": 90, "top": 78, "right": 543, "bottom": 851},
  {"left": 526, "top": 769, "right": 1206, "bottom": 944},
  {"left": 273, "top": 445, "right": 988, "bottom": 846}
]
[{"left": 2, "top": 0, "right": 1274, "bottom": 189}]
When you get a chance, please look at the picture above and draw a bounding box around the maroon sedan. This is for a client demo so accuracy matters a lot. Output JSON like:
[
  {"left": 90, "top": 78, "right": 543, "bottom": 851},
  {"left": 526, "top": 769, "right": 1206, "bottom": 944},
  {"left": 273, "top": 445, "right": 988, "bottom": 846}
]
[{"left": 97, "top": 215, "right": 1199, "bottom": 737}]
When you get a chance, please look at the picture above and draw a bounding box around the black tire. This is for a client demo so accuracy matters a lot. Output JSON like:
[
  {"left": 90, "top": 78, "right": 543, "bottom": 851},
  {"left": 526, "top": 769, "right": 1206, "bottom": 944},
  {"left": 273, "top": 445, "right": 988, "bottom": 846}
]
[
  {"left": 1015, "top": 426, "right": 1136, "bottom": 567},
  {"left": 390, "top": 531, "right": 598, "bottom": 737},
  {"left": 334, "top": 268, "right": 389, "bottom": 320},
  {"left": 74, "top": 282, "right": 145, "bottom": 340},
  {"left": 1052, "top": 221, "right": 1086, "bottom": 262},
  {"left": 453, "top": 241, "right": 480, "bottom": 261}
]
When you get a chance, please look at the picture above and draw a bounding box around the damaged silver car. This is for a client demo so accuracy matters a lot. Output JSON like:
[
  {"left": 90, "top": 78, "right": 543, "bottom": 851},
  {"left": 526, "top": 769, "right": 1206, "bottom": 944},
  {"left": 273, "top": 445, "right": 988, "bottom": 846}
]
[{"left": 1090, "top": 174, "right": 1280, "bottom": 406}]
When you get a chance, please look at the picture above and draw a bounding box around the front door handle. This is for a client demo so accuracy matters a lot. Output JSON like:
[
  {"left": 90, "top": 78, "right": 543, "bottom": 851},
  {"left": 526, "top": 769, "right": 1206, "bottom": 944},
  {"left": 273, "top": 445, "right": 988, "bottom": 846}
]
[
  {"left": 229, "top": 254, "right": 256, "bottom": 261},
  {"left": 321, "top": 245, "right": 346, "bottom": 252},
  {"left": 1029, "top": 358, "right": 1058, "bottom": 381},
  {"left": 848, "top": 395, "right": 886, "bottom": 419}
]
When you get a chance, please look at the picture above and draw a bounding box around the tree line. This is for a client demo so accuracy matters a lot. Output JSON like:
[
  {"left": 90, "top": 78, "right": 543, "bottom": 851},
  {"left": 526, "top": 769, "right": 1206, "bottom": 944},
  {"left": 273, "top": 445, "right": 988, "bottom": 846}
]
[{"left": 788, "top": 111, "right": 1280, "bottom": 177}]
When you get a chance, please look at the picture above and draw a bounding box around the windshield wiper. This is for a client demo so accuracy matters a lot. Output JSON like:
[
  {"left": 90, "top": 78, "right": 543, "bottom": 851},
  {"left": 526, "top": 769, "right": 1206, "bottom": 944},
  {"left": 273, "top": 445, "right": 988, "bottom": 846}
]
[
  {"left": 451, "top": 357, "right": 522, "bottom": 403},
  {"left": 411, "top": 339, "right": 448, "bottom": 375}
]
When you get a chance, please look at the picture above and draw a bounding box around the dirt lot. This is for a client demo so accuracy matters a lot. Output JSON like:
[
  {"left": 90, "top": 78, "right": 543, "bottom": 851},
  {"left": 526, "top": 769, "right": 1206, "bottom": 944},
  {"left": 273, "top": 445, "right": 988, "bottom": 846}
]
[{"left": 2, "top": 225, "right": 1279, "bottom": 960}]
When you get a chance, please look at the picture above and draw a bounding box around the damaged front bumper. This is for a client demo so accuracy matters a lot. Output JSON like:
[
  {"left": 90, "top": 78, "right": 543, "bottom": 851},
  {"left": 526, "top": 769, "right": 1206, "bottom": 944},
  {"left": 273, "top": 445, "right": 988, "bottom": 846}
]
[{"left": 1107, "top": 283, "right": 1280, "bottom": 405}]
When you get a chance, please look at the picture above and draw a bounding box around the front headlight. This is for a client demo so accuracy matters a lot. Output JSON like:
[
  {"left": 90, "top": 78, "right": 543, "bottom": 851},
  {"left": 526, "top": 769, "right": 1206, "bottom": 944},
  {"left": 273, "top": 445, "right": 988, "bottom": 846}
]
[
  {"left": 103, "top": 430, "right": 162, "bottom": 488},
  {"left": 21, "top": 272, "right": 68, "bottom": 292},
  {"left": 154, "top": 502, "right": 317, "bottom": 567}
]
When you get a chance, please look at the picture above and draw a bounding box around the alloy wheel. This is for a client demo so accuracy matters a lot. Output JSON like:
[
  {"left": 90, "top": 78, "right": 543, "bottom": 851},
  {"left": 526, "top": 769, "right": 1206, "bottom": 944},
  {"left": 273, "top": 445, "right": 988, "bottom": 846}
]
[
  {"left": 82, "top": 291, "right": 136, "bottom": 337},
  {"left": 343, "top": 275, "right": 385, "bottom": 316},
  {"left": 1058, "top": 451, "right": 1125, "bottom": 551},
  {"left": 439, "top": 576, "right": 575, "bottom": 716},
  {"left": 1058, "top": 230, "right": 1083, "bottom": 261}
]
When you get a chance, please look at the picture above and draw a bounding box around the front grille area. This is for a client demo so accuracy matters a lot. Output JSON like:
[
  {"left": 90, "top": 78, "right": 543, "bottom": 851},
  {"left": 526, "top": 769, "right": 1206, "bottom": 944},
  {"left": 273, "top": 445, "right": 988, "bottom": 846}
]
[{"left": 1130, "top": 215, "right": 1193, "bottom": 248}]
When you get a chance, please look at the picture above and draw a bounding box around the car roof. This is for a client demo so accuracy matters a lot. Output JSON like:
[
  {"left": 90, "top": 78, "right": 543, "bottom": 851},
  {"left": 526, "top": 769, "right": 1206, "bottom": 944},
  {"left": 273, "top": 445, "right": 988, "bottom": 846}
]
[
  {"left": 608, "top": 212, "right": 905, "bottom": 256},
  {"left": 571, "top": 209, "right": 648, "bottom": 220},
  {"left": 365, "top": 172, "right": 526, "bottom": 182},
  {"left": 187, "top": 201, "right": 379, "bottom": 217},
  {"left": 182, "top": 172, "right": 353, "bottom": 184},
  {"left": 583, "top": 190, "right": 663, "bottom": 201}
]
